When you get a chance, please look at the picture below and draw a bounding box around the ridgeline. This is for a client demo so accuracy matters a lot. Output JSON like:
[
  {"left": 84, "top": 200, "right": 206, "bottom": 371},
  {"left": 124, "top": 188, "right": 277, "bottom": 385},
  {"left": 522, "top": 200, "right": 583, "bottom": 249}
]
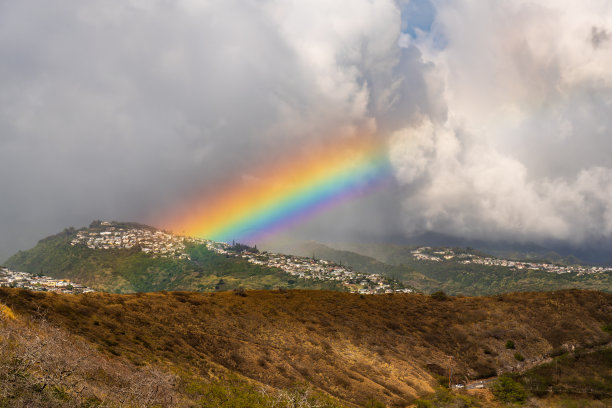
[{"left": 3, "top": 223, "right": 343, "bottom": 294}]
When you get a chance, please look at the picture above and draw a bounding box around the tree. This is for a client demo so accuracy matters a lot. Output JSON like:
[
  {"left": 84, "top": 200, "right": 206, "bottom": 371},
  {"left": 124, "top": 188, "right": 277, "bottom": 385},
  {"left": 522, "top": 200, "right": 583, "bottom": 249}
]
[{"left": 492, "top": 375, "right": 527, "bottom": 403}]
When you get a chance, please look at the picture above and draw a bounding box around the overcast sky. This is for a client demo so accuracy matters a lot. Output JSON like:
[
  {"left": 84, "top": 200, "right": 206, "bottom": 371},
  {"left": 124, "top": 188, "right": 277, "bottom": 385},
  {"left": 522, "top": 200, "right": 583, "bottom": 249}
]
[{"left": 1, "top": 0, "right": 612, "bottom": 261}]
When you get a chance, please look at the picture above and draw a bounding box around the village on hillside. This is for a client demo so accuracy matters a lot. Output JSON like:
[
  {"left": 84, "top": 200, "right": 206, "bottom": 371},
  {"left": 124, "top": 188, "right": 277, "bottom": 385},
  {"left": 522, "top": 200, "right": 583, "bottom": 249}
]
[
  {"left": 69, "top": 222, "right": 411, "bottom": 294},
  {"left": 71, "top": 221, "right": 189, "bottom": 258},
  {"left": 411, "top": 247, "right": 612, "bottom": 275},
  {"left": 204, "top": 241, "right": 412, "bottom": 294},
  {"left": 0, "top": 267, "right": 94, "bottom": 294}
]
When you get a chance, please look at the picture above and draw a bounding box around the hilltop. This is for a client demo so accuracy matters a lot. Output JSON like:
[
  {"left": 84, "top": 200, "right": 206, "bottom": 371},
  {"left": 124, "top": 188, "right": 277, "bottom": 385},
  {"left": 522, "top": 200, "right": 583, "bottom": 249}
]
[
  {"left": 0, "top": 288, "right": 610, "bottom": 407},
  {"left": 5, "top": 222, "right": 611, "bottom": 296},
  {"left": 3, "top": 221, "right": 408, "bottom": 294}
]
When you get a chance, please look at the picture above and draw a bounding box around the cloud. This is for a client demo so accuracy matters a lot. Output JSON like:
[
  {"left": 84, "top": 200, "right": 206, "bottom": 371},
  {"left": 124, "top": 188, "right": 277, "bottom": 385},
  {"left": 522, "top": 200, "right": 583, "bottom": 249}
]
[
  {"left": 2, "top": 0, "right": 611, "bottom": 260},
  {"left": 0, "top": 0, "right": 420, "bottom": 259},
  {"left": 390, "top": 0, "right": 612, "bottom": 245}
]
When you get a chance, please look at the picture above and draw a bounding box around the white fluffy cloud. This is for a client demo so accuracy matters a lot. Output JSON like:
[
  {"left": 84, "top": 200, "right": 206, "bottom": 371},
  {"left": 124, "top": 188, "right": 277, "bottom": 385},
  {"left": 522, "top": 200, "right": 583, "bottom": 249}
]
[{"left": 390, "top": 0, "right": 612, "bottom": 244}]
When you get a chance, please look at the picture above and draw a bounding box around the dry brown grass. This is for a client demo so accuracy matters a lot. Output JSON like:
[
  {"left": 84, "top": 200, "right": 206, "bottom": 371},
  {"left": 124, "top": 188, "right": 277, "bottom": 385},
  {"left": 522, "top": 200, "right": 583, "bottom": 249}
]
[
  {"left": 0, "top": 288, "right": 610, "bottom": 407},
  {"left": 0, "top": 303, "right": 179, "bottom": 407}
]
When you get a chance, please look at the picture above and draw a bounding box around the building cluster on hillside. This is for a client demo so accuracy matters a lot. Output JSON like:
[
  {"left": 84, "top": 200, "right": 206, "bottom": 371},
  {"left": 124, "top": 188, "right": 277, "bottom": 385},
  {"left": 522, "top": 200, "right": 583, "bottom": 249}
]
[
  {"left": 69, "top": 222, "right": 411, "bottom": 294},
  {"left": 411, "top": 247, "right": 612, "bottom": 275},
  {"left": 205, "top": 241, "right": 412, "bottom": 294},
  {"left": 70, "top": 222, "right": 190, "bottom": 259},
  {"left": 0, "top": 267, "right": 94, "bottom": 294}
]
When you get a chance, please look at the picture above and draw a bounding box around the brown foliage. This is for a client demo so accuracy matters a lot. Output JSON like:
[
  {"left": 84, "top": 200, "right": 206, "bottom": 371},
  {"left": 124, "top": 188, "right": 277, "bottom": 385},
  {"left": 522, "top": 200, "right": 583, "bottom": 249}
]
[
  {"left": 0, "top": 288, "right": 610, "bottom": 406},
  {"left": 0, "top": 308, "right": 178, "bottom": 407}
]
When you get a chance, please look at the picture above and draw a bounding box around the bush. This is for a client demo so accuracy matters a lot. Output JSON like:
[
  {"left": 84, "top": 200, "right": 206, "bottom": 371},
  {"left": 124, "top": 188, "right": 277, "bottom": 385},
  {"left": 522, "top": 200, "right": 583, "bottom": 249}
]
[
  {"left": 233, "top": 287, "right": 247, "bottom": 297},
  {"left": 602, "top": 323, "right": 612, "bottom": 334},
  {"left": 430, "top": 291, "right": 448, "bottom": 301},
  {"left": 363, "top": 397, "right": 386, "bottom": 407},
  {"left": 435, "top": 375, "right": 450, "bottom": 388},
  {"left": 492, "top": 375, "right": 527, "bottom": 404},
  {"left": 414, "top": 399, "right": 433, "bottom": 408},
  {"left": 549, "top": 347, "right": 567, "bottom": 358},
  {"left": 514, "top": 353, "right": 525, "bottom": 361},
  {"left": 505, "top": 340, "right": 516, "bottom": 349},
  {"left": 413, "top": 388, "right": 478, "bottom": 408}
]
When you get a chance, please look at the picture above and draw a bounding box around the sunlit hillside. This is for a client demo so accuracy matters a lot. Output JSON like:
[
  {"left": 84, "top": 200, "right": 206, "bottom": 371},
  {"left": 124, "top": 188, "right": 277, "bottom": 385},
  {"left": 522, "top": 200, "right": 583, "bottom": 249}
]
[{"left": 0, "top": 288, "right": 610, "bottom": 407}]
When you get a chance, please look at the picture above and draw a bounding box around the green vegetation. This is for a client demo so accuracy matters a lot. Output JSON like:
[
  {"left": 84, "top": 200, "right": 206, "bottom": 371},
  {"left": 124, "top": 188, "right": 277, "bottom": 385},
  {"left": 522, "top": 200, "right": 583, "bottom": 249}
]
[
  {"left": 515, "top": 347, "right": 612, "bottom": 400},
  {"left": 491, "top": 375, "right": 527, "bottom": 403},
  {"left": 506, "top": 340, "right": 516, "bottom": 349},
  {"left": 266, "top": 240, "right": 612, "bottom": 295},
  {"left": 194, "top": 380, "right": 344, "bottom": 408},
  {"left": 413, "top": 387, "right": 479, "bottom": 408},
  {"left": 8, "top": 226, "right": 612, "bottom": 296},
  {"left": 393, "top": 259, "right": 612, "bottom": 295},
  {"left": 4, "top": 229, "right": 343, "bottom": 293}
]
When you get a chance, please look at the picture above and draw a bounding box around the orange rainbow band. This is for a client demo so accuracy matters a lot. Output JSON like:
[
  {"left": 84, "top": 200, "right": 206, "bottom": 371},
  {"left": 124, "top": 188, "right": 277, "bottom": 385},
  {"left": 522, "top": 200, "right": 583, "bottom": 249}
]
[{"left": 165, "top": 136, "right": 392, "bottom": 243}]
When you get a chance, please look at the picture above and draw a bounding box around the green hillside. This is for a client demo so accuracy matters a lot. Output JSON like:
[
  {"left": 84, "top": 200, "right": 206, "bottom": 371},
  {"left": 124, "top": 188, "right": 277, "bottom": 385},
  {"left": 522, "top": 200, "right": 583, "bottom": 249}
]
[
  {"left": 4, "top": 228, "right": 343, "bottom": 293},
  {"left": 264, "top": 240, "right": 612, "bottom": 295}
]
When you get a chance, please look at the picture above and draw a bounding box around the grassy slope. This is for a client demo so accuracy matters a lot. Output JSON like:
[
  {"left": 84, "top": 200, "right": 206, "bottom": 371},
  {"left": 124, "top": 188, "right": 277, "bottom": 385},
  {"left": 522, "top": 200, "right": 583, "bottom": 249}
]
[
  {"left": 0, "top": 302, "right": 346, "bottom": 408},
  {"left": 262, "top": 241, "right": 437, "bottom": 288},
  {"left": 517, "top": 347, "right": 612, "bottom": 400},
  {"left": 0, "top": 288, "right": 610, "bottom": 407},
  {"left": 399, "top": 260, "right": 612, "bottom": 295},
  {"left": 4, "top": 229, "right": 343, "bottom": 293},
  {"left": 268, "top": 241, "right": 612, "bottom": 295}
]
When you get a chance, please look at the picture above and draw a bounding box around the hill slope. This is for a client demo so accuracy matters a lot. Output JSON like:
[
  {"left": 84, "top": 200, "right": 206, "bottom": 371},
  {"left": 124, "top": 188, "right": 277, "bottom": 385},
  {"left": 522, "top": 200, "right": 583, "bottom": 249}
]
[
  {"left": 264, "top": 240, "right": 612, "bottom": 295},
  {"left": 0, "top": 288, "right": 610, "bottom": 407},
  {"left": 4, "top": 225, "right": 342, "bottom": 293}
]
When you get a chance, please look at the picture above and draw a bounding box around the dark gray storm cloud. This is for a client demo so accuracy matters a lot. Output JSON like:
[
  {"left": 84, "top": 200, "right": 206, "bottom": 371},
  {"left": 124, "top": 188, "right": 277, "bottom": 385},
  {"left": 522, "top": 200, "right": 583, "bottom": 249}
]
[
  {"left": 2, "top": 0, "right": 612, "bottom": 261},
  {"left": 0, "top": 0, "right": 423, "bottom": 259}
]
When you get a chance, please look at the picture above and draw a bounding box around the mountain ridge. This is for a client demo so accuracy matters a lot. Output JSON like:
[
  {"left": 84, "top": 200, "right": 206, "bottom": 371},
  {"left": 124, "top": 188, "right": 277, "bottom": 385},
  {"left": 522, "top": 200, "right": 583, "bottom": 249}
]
[
  {"left": 4, "top": 221, "right": 408, "bottom": 295},
  {"left": 262, "top": 239, "right": 612, "bottom": 295}
]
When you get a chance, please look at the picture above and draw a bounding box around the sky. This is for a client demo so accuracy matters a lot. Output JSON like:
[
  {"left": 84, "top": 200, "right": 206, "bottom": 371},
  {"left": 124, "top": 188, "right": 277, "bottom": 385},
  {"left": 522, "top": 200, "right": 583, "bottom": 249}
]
[{"left": 1, "top": 0, "right": 612, "bottom": 261}]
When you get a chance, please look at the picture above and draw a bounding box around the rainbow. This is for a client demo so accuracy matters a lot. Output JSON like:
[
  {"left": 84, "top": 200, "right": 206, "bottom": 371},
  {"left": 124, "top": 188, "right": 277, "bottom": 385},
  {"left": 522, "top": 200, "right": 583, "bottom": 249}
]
[{"left": 164, "top": 136, "right": 393, "bottom": 243}]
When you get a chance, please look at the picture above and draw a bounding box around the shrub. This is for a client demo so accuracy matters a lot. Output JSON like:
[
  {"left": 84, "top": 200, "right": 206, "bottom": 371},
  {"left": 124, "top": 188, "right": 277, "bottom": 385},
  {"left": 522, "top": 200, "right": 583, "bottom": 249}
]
[
  {"left": 414, "top": 399, "right": 433, "bottom": 408},
  {"left": 413, "top": 388, "right": 478, "bottom": 408},
  {"left": 430, "top": 291, "right": 448, "bottom": 301},
  {"left": 435, "top": 375, "right": 450, "bottom": 388},
  {"left": 492, "top": 375, "right": 527, "bottom": 404},
  {"left": 363, "top": 397, "right": 386, "bottom": 407},
  {"left": 505, "top": 340, "right": 516, "bottom": 349},
  {"left": 514, "top": 353, "right": 525, "bottom": 361},
  {"left": 233, "top": 287, "right": 247, "bottom": 297},
  {"left": 549, "top": 347, "right": 567, "bottom": 358},
  {"left": 602, "top": 323, "right": 612, "bottom": 334}
]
